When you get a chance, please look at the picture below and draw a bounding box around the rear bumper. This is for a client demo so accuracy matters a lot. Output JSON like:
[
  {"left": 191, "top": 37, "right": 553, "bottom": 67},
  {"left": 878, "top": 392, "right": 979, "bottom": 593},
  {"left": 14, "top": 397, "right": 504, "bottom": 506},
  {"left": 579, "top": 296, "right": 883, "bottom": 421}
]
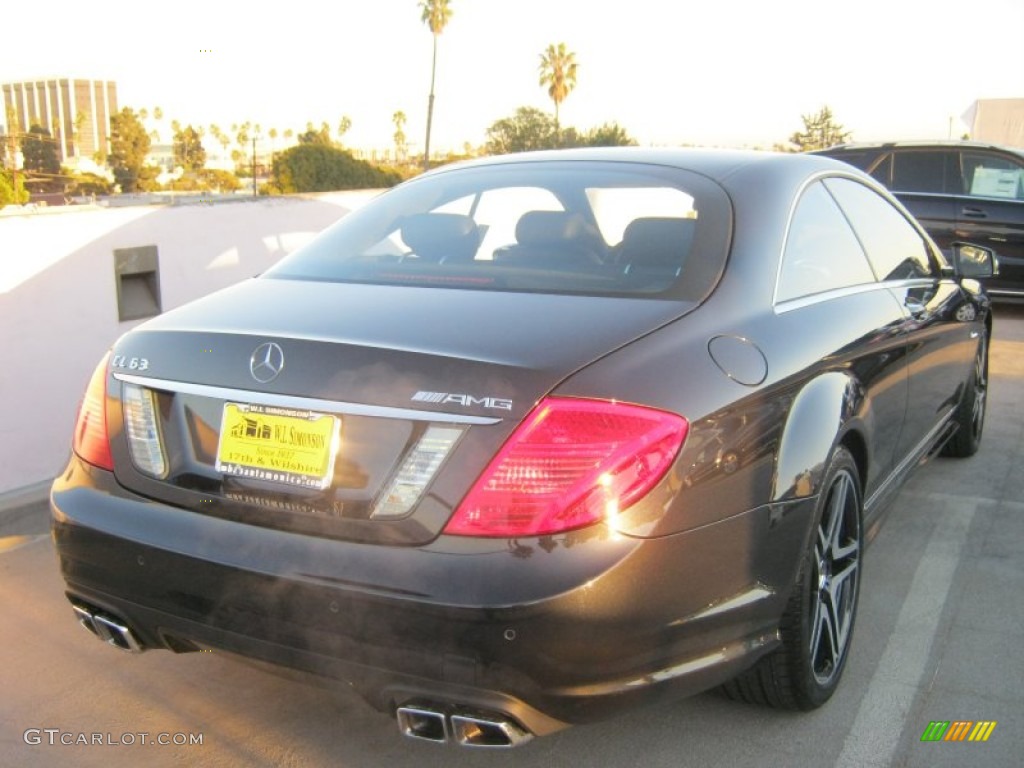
[{"left": 51, "top": 456, "right": 812, "bottom": 735}]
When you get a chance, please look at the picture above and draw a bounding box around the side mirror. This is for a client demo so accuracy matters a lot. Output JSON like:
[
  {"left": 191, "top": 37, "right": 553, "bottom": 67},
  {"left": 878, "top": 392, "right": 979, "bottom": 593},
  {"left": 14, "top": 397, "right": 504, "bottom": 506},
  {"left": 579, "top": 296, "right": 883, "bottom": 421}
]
[{"left": 952, "top": 242, "right": 998, "bottom": 279}]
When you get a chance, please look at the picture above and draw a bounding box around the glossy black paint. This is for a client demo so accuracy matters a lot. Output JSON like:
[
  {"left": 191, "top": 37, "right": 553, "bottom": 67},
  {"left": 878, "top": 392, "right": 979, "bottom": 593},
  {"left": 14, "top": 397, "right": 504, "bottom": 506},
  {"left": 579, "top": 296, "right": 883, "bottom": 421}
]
[{"left": 51, "top": 148, "right": 991, "bottom": 738}]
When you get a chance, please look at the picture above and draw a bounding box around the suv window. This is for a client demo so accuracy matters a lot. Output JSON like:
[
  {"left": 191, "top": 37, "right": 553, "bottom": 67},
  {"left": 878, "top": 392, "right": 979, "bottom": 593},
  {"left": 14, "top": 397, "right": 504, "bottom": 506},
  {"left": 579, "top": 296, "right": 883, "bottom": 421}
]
[
  {"left": 826, "top": 149, "right": 882, "bottom": 172},
  {"left": 889, "top": 151, "right": 954, "bottom": 194},
  {"left": 777, "top": 181, "right": 875, "bottom": 302},
  {"left": 962, "top": 151, "right": 1024, "bottom": 200},
  {"left": 823, "top": 178, "right": 936, "bottom": 281}
]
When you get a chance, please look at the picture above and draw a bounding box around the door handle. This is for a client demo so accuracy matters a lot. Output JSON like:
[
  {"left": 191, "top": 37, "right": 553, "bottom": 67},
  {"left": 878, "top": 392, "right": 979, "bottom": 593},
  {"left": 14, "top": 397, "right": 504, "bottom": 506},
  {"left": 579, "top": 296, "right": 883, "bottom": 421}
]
[{"left": 961, "top": 207, "right": 987, "bottom": 219}]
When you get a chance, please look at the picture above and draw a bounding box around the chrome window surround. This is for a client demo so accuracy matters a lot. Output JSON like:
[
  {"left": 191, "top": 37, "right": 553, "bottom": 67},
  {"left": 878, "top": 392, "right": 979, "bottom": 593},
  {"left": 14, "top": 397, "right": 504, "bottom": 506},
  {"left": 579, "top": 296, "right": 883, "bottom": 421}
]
[{"left": 773, "top": 171, "right": 943, "bottom": 312}]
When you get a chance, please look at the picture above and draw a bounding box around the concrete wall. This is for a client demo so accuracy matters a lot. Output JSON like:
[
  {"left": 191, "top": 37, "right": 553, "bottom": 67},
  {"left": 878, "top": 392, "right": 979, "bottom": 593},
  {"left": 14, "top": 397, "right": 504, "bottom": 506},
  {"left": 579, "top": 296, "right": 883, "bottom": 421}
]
[{"left": 0, "top": 191, "right": 378, "bottom": 499}]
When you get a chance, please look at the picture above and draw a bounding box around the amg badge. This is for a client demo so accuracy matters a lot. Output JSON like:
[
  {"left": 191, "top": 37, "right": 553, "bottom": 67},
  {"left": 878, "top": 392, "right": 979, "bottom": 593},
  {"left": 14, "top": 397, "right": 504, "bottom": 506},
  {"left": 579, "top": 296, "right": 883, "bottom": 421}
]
[{"left": 412, "top": 391, "right": 513, "bottom": 411}]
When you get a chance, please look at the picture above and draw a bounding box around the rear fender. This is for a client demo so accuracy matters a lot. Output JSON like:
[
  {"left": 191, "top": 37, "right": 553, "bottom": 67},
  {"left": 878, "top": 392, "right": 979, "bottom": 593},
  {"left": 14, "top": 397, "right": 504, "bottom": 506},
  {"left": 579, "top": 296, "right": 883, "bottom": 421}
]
[{"left": 772, "top": 372, "right": 862, "bottom": 503}]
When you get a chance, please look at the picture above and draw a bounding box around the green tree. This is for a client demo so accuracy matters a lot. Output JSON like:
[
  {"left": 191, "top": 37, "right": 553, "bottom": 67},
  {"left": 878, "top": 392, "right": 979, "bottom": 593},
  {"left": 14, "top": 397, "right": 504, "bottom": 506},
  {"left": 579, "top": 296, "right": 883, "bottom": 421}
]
[
  {"left": 298, "top": 121, "right": 333, "bottom": 145},
  {"left": 173, "top": 124, "right": 207, "bottom": 171},
  {"left": 539, "top": 43, "right": 578, "bottom": 129},
  {"left": 268, "top": 143, "right": 401, "bottom": 193},
  {"left": 72, "top": 111, "right": 87, "bottom": 157},
  {"left": 66, "top": 171, "right": 113, "bottom": 197},
  {"left": 789, "top": 106, "right": 851, "bottom": 151},
  {"left": 108, "top": 108, "right": 152, "bottom": 192},
  {"left": 168, "top": 168, "right": 241, "bottom": 193},
  {"left": 393, "top": 110, "right": 408, "bottom": 162},
  {"left": 141, "top": 107, "right": 164, "bottom": 142},
  {"left": 211, "top": 124, "right": 230, "bottom": 156},
  {"left": 137, "top": 165, "right": 163, "bottom": 192},
  {"left": 485, "top": 107, "right": 559, "bottom": 154},
  {"left": 235, "top": 121, "right": 252, "bottom": 156},
  {"left": 21, "top": 125, "right": 60, "bottom": 175},
  {"left": 580, "top": 122, "right": 637, "bottom": 147},
  {"left": 0, "top": 168, "right": 29, "bottom": 207},
  {"left": 419, "top": 0, "right": 453, "bottom": 170},
  {"left": 337, "top": 116, "right": 352, "bottom": 145},
  {"left": 3, "top": 106, "right": 19, "bottom": 167}
]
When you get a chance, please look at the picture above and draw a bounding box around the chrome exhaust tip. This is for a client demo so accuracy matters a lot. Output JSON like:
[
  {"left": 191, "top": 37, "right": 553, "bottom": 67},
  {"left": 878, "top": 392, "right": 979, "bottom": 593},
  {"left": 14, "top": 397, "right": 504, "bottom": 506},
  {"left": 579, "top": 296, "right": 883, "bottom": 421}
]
[
  {"left": 93, "top": 613, "right": 143, "bottom": 653},
  {"left": 72, "top": 603, "right": 102, "bottom": 637},
  {"left": 450, "top": 712, "right": 533, "bottom": 748},
  {"left": 70, "top": 602, "right": 143, "bottom": 653},
  {"left": 396, "top": 705, "right": 449, "bottom": 744}
]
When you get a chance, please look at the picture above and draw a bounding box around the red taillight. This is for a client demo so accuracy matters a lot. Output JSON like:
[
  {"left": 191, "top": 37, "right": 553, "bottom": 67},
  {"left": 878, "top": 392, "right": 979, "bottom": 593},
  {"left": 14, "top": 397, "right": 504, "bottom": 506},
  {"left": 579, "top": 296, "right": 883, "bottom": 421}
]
[
  {"left": 445, "top": 397, "right": 688, "bottom": 537},
  {"left": 72, "top": 353, "right": 113, "bottom": 471}
]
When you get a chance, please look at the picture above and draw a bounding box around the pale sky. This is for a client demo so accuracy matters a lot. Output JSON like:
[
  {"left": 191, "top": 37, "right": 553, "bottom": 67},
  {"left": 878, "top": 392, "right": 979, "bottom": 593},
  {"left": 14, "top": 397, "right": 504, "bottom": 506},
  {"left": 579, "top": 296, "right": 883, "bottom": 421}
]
[{"left": 3, "top": 0, "right": 1022, "bottom": 153}]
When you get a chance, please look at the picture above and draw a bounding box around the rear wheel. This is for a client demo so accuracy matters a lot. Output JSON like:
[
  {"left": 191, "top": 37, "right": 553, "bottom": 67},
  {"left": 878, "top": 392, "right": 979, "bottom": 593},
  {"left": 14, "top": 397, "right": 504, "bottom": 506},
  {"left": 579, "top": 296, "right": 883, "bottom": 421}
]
[
  {"left": 723, "top": 446, "right": 862, "bottom": 710},
  {"left": 941, "top": 332, "right": 988, "bottom": 458}
]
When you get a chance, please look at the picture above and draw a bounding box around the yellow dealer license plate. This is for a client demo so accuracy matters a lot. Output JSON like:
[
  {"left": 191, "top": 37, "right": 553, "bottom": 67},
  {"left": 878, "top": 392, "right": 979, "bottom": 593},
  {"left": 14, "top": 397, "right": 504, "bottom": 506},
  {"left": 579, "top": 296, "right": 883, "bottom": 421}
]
[{"left": 216, "top": 403, "right": 340, "bottom": 490}]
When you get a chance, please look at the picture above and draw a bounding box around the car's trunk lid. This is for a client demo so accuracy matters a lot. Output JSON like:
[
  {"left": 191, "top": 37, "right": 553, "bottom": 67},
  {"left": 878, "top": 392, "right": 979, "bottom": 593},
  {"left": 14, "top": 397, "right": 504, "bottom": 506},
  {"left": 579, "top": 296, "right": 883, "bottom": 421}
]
[{"left": 108, "top": 277, "right": 691, "bottom": 544}]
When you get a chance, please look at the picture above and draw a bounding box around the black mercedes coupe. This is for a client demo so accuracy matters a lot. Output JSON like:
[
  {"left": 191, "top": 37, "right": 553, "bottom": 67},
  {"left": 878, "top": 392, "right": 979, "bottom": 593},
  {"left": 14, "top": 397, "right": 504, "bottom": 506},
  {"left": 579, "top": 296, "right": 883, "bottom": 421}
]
[{"left": 51, "top": 148, "right": 993, "bottom": 747}]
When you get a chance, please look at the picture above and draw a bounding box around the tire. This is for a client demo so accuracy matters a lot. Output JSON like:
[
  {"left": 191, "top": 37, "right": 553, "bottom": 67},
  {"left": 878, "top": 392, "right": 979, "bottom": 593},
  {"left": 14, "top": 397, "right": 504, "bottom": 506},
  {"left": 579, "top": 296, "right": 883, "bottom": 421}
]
[
  {"left": 941, "top": 332, "right": 988, "bottom": 458},
  {"left": 723, "top": 446, "right": 862, "bottom": 710}
]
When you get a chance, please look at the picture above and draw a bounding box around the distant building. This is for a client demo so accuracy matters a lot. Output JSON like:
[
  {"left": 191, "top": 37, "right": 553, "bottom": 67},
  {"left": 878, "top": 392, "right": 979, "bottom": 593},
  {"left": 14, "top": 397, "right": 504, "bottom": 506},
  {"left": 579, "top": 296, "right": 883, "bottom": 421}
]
[
  {"left": 961, "top": 99, "right": 1024, "bottom": 148},
  {"left": 1, "top": 78, "right": 118, "bottom": 166}
]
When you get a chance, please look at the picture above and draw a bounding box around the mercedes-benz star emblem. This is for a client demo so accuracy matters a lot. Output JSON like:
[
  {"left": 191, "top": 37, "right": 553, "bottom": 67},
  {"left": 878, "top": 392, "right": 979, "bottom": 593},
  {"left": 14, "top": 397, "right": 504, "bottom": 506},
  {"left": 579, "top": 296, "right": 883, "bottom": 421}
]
[{"left": 250, "top": 342, "right": 285, "bottom": 383}]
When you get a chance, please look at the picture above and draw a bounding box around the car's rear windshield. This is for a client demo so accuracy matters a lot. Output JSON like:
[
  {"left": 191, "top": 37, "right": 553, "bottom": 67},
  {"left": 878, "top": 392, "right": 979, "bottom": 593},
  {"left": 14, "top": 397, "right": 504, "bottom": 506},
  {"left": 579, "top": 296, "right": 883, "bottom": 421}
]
[{"left": 265, "top": 160, "right": 732, "bottom": 301}]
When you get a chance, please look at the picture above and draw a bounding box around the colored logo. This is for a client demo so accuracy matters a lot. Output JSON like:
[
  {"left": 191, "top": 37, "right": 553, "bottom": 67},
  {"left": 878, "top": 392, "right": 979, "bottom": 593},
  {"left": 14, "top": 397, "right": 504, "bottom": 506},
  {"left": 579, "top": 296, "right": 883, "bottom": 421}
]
[{"left": 920, "top": 721, "right": 997, "bottom": 742}]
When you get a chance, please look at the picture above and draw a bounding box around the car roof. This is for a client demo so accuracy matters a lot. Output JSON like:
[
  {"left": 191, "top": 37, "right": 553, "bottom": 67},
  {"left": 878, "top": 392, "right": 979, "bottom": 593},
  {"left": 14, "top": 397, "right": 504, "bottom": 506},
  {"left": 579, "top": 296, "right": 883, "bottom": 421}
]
[
  {"left": 420, "top": 146, "right": 854, "bottom": 185},
  {"left": 815, "top": 140, "right": 1024, "bottom": 158}
]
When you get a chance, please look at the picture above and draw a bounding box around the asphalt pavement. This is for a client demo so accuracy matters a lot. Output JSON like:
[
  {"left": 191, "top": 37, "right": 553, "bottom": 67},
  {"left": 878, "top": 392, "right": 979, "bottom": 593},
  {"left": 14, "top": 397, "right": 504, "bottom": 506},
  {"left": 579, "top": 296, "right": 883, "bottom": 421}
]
[{"left": 2, "top": 306, "right": 1022, "bottom": 768}]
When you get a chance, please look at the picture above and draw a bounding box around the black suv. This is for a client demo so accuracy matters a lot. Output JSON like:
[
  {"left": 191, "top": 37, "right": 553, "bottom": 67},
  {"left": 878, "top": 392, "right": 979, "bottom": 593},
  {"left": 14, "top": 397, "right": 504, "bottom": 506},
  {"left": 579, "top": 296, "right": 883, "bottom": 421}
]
[{"left": 814, "top": 141, "right": 1024, "bottom": 300}]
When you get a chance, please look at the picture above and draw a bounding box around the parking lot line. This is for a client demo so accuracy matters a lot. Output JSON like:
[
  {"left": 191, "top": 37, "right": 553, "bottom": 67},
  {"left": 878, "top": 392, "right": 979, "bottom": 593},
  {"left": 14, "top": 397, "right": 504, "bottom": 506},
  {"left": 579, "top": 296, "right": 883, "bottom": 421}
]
[{"left": 835, "top": 496, "right": 977, "bottom": 767}]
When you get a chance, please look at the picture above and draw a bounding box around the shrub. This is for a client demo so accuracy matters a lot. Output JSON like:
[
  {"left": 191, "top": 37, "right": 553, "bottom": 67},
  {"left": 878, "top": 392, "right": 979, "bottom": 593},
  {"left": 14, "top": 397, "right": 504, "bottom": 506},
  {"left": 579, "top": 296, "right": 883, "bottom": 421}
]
[{"left": 268, "top": 144, "right": 402, "bottom": 193}]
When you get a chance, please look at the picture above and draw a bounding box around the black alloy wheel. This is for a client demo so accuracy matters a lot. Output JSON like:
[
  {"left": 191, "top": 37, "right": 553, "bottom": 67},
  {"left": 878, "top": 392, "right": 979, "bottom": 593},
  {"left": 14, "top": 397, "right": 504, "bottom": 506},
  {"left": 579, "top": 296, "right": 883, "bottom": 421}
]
[
  {"left": 941, "top": 332, "right": 988, "bottom": 458},
  {"left": 722, "top": 446, "right": 863, "bottom": 710}
]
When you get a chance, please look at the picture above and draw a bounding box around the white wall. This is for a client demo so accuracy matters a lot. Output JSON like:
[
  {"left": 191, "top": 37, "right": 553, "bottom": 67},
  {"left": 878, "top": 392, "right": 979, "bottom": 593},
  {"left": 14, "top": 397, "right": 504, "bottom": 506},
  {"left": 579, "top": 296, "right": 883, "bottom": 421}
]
[{"left": 0, "top": 191, "right": 378, "bottom": 498}]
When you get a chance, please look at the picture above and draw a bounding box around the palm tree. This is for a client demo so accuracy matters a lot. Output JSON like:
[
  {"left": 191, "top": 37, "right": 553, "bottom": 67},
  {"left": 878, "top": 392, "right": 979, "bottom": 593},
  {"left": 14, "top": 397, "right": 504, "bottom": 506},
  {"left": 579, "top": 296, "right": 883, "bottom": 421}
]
[
  {"left": 393, "top": 110, "right": 408, "bottom": 162},
  {"left": 419, "top": 0, "right": 453, "bottom": 170},
  {"left": 538, "top": 43, "right": 578, "bottom": 129},
  {"left": 337, "top": 116, "right": 352, "bottom": 145}
]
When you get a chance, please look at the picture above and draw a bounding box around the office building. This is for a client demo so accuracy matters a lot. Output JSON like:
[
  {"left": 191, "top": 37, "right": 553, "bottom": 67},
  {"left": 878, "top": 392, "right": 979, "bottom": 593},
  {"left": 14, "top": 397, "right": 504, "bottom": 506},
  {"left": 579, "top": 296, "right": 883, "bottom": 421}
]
[{"left": 1, "top": 78, "right": 118, "bottom": 165}]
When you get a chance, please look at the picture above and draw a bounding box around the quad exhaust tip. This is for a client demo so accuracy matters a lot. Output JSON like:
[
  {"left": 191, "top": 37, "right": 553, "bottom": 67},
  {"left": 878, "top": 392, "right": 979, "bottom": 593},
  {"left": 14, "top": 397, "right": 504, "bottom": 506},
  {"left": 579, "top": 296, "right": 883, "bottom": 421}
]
[
  {"left": 396, "top": 704, "right": 532, "bottom": 748},
  {"left": 396, "top": 705, "right": 448, "bottom": 744},
  {"left": 71, "top": 602, "right": 143, "bottom": 653},
  {"left": 450, "top": 712, "right": 532, "bottom": 748}
]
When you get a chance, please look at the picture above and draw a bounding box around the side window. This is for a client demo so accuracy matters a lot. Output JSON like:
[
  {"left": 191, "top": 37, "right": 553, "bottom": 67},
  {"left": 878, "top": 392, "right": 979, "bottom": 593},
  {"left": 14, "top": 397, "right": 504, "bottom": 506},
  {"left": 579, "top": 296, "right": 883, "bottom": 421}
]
[
  {"left": 826, "top": 150, "right": 883, "bottom": 172},
  {"left": 961, "top": 151, "right": 1024, "bottom": 200},
  {"left": 777, "top": 181, "right": 875, "bottom": 303},
  {"left": 868, "top": 153, "right": 892, "bottom": 187},
  {"left": 823, "top": 177, "right": 936, "bottom": 280},
  {"left": 890, "top": 151, "right": 954, "bottom": 194}
]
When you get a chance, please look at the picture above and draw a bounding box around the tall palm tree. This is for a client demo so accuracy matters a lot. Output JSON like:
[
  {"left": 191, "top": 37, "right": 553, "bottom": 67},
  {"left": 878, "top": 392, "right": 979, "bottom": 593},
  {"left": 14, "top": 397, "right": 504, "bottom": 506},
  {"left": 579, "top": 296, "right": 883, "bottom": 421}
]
[
  {"left": 538, "top": 43, "right": 578, "bottom": 129},
  {"left": 393, "top": 110, "right": 408, "bottom": 162},
  {"left": 419, "top": 0, "right": 453, "bottom": 170}
]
